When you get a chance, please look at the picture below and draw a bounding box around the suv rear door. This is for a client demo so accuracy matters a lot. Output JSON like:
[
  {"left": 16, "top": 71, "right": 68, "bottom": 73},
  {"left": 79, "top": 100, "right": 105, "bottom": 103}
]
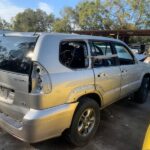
[
  {"left": 0, "top": 35, "right": 37, "bottom": 120},
  {"left": 89, "top": 40, "right": 121, "bottom": 106}
]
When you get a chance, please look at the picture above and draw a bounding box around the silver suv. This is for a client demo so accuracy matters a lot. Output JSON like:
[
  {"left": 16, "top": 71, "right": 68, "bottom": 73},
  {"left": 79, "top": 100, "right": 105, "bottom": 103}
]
[{"left": 0, "top": 33, "right": 150, "bottom": 146}]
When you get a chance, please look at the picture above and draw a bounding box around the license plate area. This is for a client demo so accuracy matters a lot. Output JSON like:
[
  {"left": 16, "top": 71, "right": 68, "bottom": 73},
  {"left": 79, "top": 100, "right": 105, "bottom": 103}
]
[{"left": 0, "top": 86, "right": 15, "bottom": 104}]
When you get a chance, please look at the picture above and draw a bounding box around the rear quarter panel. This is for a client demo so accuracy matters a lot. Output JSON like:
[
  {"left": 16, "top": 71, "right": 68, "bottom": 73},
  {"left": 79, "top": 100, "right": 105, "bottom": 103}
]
[{"left": 29, "top": 35, "right": 99, "bottom": 109}]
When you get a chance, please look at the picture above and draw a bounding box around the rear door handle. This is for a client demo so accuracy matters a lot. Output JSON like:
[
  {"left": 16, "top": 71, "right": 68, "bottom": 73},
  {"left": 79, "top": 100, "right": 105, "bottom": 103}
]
[
  {"left": 97, "top": 73, "right": 107, "bottom": 78},
  {"left": 121, "top": 70, "right": 127, "bottom": 73}
]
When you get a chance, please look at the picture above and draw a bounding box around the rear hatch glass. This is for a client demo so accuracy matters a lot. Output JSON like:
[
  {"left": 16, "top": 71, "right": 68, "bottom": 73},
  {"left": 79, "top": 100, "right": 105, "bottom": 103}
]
[{"left": 0, "top": 36, "right": 37, "bottom": 74}]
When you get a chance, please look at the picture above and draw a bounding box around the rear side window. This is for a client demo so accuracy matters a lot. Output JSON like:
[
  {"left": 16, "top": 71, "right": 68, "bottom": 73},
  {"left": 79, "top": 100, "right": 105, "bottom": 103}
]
[
  {"left": 59, "top": 41, "right": 89, "bottom": 69},
  {"left": 89, "top": 41, "right": 116, "bottom": 67}
]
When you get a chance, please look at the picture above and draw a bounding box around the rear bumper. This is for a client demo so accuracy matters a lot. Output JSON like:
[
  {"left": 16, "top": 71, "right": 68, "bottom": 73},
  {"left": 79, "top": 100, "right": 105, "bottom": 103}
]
[{"left": 0, "top": 103, "right": 78, "bottom": 143}]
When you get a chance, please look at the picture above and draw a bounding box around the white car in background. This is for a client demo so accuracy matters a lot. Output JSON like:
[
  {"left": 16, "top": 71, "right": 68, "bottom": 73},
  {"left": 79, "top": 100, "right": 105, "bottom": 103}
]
[{"left": 131, "top": 48, "right": 139, "bottom": 54}]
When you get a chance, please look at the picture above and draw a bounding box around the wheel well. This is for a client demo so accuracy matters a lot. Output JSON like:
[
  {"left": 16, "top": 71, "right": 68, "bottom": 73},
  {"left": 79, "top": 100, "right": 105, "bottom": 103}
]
[
  {"left": 143, "top": 73, "right": 150, "bottom": 89},
  {"left": 77, "top": 93, "right": 101, "bottom": 107}
]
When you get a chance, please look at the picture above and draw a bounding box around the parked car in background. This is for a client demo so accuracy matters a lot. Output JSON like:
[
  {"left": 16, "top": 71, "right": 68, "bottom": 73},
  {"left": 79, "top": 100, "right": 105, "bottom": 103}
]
[
  {"left": 130, "top": 44, "right": 150, "bottom": 55},
  {"left": 131, "top": 48, "right": 140, "bottom": 54},
  {"left": 129, "top": 44, "right": 142, "bottom": 54},
  {"left": 0, "top": 32, "right": 150, "bottom": 146}
]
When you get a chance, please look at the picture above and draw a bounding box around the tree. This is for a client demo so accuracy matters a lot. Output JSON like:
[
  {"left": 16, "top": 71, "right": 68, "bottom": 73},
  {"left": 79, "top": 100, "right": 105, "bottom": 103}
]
[
  {"left": 52, "top": 17, "right": 72, "bottom": 32},
  {"left": 143, "top": 0, "right": 150, "bottom": 29},
  {"left": 76, "top": 0, "right": 104, "bottom": 30},
  {"left": 56, "top": 0, "right": 150, "bottom": 31},
  {"left": 8, "top": 0, "right": 150, "bottom": 32},
  {"left": 0, "top": 18, "right": 11, "bottom": 30},
  {"left": 61, "top": 7, "right": 79, "bottom": 30},
  {"left": 13, "top": 9, "right": 55, "bottom": 32},
  {"left": 103, "top": 0, "right": 150, "bottom": 29}
]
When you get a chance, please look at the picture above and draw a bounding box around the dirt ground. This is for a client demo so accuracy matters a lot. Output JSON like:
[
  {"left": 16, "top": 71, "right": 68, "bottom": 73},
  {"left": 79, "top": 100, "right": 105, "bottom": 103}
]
[{"left": 0, "top": 94, "right": 150, "bottom": 150}]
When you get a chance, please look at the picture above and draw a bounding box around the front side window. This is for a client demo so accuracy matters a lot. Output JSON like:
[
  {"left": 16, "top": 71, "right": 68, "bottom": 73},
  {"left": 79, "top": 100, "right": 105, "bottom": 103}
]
[
  {"left": 90, "top": 41, "right": 116, "bottom": 67},
  {"left": 114, "top": 43, "right": 135, "bottom": 65},
  {"left": 59, "top": 41, "right": 88, "bottom": 69}
]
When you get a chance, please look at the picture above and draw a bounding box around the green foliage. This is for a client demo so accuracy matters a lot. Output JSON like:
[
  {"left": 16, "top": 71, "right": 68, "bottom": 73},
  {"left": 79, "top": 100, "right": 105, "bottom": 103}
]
[
  {"left": 106, "top": 0, "right": 150, "bottom": 29},
  {"left": 52, "top": 17, "right": 71, "bottom": 32},
  {"left": 129, "top": 36, "right": 150, "bottom": 44},
  {"left": 76, "top": 0, "right": 102, "bottom": 30},
  {"left": 0, "top": 0, "right": 149, "bottom": 33},
  {"left": 0, "top": 18, "right": 11, "bottom": 30},
  {"left": 13, "top": 9, "right": 55, "bottom": 32},
  {"left": 56, "top": 0, "right": 150, "bottom": 31}
]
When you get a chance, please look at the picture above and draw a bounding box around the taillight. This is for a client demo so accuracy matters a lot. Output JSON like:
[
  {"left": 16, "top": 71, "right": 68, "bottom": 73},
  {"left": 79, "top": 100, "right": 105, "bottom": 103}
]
[{"left": 31, "top": 62, "right": 51, "bottom": 94}]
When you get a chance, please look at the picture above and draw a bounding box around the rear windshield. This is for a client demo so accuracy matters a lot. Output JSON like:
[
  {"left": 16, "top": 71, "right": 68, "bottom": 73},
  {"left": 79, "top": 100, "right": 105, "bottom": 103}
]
[{"left": 0, "top": 36, "right": 37, "bottom": 74}]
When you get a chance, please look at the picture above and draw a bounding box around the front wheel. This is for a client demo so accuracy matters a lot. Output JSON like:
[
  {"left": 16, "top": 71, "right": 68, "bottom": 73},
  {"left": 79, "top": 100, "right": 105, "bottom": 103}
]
[
  {"left": 66, "top": 97, "right": 100, "bottom": 147},
  {"left": 134, "top": 77, "right": 149, "bottom": 103}
]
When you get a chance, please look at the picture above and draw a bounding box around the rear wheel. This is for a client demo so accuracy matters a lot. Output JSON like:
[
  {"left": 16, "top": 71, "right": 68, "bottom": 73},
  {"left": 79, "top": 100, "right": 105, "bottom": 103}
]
[
  {"left": 66, "top": 97, "right": 100, "bottom": 146},
  {"left": 134, "top": 77, "right": 149, "bottom": 103}
]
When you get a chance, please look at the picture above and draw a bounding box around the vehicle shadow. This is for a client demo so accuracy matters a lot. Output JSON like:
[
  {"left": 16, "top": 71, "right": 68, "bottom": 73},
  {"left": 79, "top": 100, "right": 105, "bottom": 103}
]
[{"left": 32, "top": 96, "right": 150, "bottom": 150}]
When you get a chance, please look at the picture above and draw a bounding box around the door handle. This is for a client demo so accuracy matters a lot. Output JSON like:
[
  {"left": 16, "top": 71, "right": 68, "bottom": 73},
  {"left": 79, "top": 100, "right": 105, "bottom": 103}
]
[
  {"left": 97, "top": 73, "right": 107, "bottom": 78},
  {"left": 121, "top": 70, "right": 127, "bottom": 73}
]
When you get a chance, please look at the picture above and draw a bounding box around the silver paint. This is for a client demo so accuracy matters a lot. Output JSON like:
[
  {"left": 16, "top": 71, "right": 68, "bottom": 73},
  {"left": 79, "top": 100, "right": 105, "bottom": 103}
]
[{"left": 0, "top": 32, "right": 150, "bottom": 143}]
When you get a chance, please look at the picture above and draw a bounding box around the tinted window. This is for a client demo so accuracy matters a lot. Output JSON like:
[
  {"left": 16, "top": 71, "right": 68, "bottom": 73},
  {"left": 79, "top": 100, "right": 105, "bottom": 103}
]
[
  {"left": 0, "top": 36, "right": 37, "bottom": 74},
  {"left": 60, "top": 41, "right": 88, "bottom": 69},
  {"left": 90, "top": 41, "right": 116, "bottom": 67},
  {"left": 114, "top": 43, "right": 134, "bottom": 65}
]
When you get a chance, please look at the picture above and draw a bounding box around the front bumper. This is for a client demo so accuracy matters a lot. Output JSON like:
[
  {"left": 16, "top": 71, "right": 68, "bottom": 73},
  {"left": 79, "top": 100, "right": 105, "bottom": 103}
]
[{"left": 0, "top": 103, "right": 78, "bottom": 143}]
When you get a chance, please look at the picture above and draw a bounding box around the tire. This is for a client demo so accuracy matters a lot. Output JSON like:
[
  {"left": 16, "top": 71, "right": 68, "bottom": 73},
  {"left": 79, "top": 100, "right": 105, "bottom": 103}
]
[
  {"left": 134, "top": 77, "right": 149, "bottom": 103},
  {"left": 66, "top": 97, "right": 100, "bottom": 147}
]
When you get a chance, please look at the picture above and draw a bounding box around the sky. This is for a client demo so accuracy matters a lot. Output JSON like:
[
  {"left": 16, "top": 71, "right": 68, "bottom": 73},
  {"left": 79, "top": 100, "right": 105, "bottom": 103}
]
[{"left": 0, "top": 0, "right": 81, "bottom": 22}]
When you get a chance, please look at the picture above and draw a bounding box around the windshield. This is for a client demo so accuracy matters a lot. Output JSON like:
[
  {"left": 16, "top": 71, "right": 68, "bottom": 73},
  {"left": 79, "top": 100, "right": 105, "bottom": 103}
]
[{"left": 0, "top": 36, "right": 37, "bottom": 74}]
